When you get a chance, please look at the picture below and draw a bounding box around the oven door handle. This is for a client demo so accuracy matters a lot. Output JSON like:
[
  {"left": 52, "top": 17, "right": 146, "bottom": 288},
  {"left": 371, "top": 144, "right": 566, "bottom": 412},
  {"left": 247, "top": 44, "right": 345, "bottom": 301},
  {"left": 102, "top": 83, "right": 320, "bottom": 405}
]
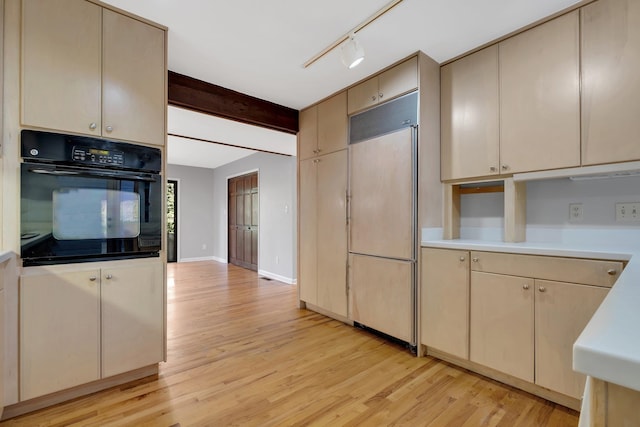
[{"left": 28, "top": 168, "right": 158, "bottom": 182}]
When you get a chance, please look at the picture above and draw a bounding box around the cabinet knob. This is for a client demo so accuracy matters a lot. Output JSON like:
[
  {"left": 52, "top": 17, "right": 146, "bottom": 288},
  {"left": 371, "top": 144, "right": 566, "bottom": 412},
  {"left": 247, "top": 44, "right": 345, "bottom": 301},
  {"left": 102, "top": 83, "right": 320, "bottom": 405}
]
[
  {"left": 501, "top": 165, "right": 509, "bottom": 171},
  {"left": 490, "top": 166, "right": 497, "bottom": 172},
  {"left": 607, "top": 269, "right": 617, "bottom": 276},
  {"left": 371, "top": 95, "right": 377, "bottom": 101},
  {"left": 522, "top": 284, "right": 530, "bottom": 290},
  {"left": 105, "top": 274, "right": 113, "bottom": 280},
  {"left": 459, "top": 256, "right": 465, "bottom": 262},
  {"left": 105, "top": 125, "right": 113, "bottom": 133},
  {"left": 89, "top": 276, "right": 97, "bottom": 282},
  {"left": 89, "top": 122, "right": 97, "bottom": 130},
  {"left": 538, "top": 286, "right": 546, "bottom": 293},
  {"left": 472, "top": 257, "right": 479, "bottom": 262},
  {"left": 378, "top": 92, "right": 384, "bottom": 99}
]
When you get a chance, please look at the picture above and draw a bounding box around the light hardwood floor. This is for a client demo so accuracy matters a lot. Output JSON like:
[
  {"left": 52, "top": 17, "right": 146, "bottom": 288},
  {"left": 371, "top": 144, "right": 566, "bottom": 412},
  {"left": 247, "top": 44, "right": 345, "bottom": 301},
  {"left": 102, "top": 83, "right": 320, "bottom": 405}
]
[{"left": 1, "top": 261, "right": 579, "bottom": 426}]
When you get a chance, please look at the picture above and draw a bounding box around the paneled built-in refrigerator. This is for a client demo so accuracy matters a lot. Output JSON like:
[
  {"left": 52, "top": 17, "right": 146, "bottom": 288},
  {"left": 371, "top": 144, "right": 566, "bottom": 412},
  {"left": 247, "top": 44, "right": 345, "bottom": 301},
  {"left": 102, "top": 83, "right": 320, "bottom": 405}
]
[{"left": 348, "top": 92, "right": 418, "bottom": 346}]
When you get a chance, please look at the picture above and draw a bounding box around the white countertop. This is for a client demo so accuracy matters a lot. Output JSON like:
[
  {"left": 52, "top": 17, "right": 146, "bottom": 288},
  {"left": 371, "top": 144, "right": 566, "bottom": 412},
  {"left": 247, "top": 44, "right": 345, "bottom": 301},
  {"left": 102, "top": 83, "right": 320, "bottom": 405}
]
[
  {"left": 422, "top": 237, "right": 640, "bottom": 392},
  {"left": 0, "top": 251, "right": 13, "bottom": 264}
]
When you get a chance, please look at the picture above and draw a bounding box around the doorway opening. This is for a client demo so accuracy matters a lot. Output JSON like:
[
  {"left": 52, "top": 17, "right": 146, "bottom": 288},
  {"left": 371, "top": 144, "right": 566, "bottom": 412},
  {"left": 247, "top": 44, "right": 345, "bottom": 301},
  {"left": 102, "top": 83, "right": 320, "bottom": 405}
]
[
  {"left": 167, "top": 179, "right": 178, "bottom": 263},
  {"left": 228, "top": 172, "right": 258, "bottom": 271}
]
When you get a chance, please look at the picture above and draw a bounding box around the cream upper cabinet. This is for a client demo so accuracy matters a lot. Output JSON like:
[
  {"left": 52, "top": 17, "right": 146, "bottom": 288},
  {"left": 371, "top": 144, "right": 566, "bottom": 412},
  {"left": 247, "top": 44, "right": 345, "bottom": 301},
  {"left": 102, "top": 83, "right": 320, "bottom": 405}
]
[
  {"left": 535, "top": 280, "right": 608, "bottom": 399},
  {"left": 581, "top": 0, "right": 640, "bottom": 165},
  {"left": 298, "top": 150, "right": 347, "bottom": 317},
  {"left": 470, "top": 271, "right": 535, "bottom": 382},
  {"left": 348, "top": 57, "right": 418, "bottom": 114},
  {"left": 22, "top": 0, "right": 102, "bottom": 137},
  {"left": 421, "top": 248, "right": 470, "bottom": 359},
  {"left": 102, "top": 262, "right": 164, "bottom": 378},
  {"left": 441, "top": 46, "right": 499, "bottom": 181},
  {"left": 298, "top": 92, "right": 347, "bottom": 161},
  {"left": 20, "top": 268, "right": 101, "bottom": 400},
  {"left": 102, "top": 10, "right": 165, "bottom": 146},
  {"left": 499, "top": 11, "right": 580, "bottom": 174},
  {"left": 21, "top": 0, "right": 166, "bottom": 146}
]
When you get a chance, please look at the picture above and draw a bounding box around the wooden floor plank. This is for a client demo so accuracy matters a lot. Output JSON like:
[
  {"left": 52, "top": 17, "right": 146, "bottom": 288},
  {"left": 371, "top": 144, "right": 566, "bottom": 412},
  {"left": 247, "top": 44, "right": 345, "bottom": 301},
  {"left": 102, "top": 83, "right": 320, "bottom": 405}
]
[{"left": 0, "top": 261, "right": 579, "bottom": 426}]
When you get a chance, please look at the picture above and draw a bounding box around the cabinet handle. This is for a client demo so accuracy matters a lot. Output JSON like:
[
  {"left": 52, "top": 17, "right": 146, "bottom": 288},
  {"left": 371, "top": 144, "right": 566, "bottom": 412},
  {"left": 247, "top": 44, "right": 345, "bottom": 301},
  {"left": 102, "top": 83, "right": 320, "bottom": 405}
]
[
  {"left": 472, "top": 257, "right": 479, "bottom": 262},
  {"left": 607, "top": 269, "right": 617, "bottom": 276},
  {"left": 459, "top": 256, "right": 465, "bottom": 262},
  {"left": 538, "top": 286, "right": 546, "bottom": 293},
  {"left": 105, "top": 274, "right": 113, "bottom": 280},
  {"left": 105, "top": 125, "right": 113, "bottom": 133},
  {"left": 501, "top": 165, "right": 509, "bottom": 171},
  {"left": 378, "top": 92, "right": 384, "bottom": 99},
  {"left": 523, "top": 284, "right": 530, "bottom": 290},
  {"left": 89, "top": 276, "right": 97, "bottom": 282},
  {"left": 89, "top": 122, "right": 97, "bottom": 130},
  {"left": 490, "top": 166, "right": 497, "bottom": 172}
]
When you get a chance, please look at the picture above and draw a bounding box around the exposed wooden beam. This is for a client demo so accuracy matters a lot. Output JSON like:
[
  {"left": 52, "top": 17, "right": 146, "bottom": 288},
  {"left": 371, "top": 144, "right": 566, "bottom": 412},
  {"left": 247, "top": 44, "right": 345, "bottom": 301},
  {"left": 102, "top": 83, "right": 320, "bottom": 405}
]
[{"left": 168, "top": 71, "right": 299, "bottom": 134}]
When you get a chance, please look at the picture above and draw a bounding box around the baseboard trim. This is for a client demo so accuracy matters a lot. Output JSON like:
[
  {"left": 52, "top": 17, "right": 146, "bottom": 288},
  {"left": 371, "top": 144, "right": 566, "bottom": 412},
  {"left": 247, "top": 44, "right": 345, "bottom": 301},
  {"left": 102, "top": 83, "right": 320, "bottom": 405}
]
[
  {"left": 179, "top": 256, "right": 219, "bottom": 263},
  {"left": 258, "top": 269, "right": 295, "bottom": 285},
  {"left": 1, "top": 365, "right": 159, "bottom": 421},
  {"left": 424, "top": 347, "right": 581, "bottom": 411},
  {"left": 211, "top": 256, "right": 227, "bottom": 264}
]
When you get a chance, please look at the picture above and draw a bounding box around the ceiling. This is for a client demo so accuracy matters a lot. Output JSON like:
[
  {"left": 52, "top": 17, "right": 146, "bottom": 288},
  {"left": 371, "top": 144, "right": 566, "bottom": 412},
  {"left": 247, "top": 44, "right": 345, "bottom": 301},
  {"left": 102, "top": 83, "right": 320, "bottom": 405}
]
[{"left": 102, "top": 0, "right": 583, "bottom": 168}]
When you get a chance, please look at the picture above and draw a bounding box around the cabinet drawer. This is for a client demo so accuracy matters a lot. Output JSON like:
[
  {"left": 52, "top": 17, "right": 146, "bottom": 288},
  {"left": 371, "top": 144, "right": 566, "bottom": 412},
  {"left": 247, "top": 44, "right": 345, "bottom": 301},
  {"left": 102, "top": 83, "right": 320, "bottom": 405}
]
[{"left": 470, "top": 251, "right": 623, "bottom": 287}]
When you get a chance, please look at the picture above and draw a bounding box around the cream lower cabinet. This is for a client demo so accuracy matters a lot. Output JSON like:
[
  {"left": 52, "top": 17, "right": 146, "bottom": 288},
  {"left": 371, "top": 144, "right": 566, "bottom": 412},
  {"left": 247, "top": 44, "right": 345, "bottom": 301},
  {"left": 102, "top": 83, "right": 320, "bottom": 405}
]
[
  {"left": 420, "top": 248, "right": 469, "bottom": 359},
  {"left": 470, "top": 271, "right": 535, "bottom": 382},
  {"left": 298, "top": 150, "right": 347, "bottom": 317},
  {"left": 21, "top": 0, "right": 166, "bottom": 146},
  {"left": 422, "top": 248, "right": 618, "bottom": 403},
  {"left": 535, "top": 280, "right": 608, "bottom": 398},
  {"left": 20, "top": 268, "right": 101, "bottom": 400},
  {"left": 20, "top": 260, "right": 164, "bottom": 400}
]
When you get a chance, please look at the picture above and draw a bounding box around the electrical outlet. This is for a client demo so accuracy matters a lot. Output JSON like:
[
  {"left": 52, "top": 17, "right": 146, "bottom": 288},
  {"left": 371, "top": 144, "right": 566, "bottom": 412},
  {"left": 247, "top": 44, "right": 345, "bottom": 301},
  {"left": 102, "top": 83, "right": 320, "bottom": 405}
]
[
  {"left": 616, "top": 202, "right": 640, "bottom": 222},
  {"left": 275, "top": 255, "right": 279, "bottom": 264},
  {"left": 569, "top": 203, "right": 583, "bottom": 222},
  {"left": 202, "top": 243, "right": 207, "bottom": 250}
]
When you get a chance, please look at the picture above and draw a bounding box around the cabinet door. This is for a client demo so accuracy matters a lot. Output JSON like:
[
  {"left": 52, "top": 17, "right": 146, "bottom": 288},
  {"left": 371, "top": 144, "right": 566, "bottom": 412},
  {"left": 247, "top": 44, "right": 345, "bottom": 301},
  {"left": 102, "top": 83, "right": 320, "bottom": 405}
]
[
  {"left": 347, "top": 77, "right": 379, "bottom": 114},
  {"left": 101, "top": 262, "right": 164, "bottom": 378},
  {"left": 470, "top": 272, "right": 534, "bottom": 382},
  {"left": 317, "top": 91, "right": 348, "bottom": 156},
  {"left": 103, "top": 9, "right": 165, "bottom": 145},
  {"left": 378, "top": 57, "right": 418, "bottom": 104},
  {"left": 581, "top": 0, "right": 640, "bottom": 165},
  {"left": 421, "top": 248, "right": 469, "bottom": 359},
  {"left": 21, "top": 0, "right": 102, "bottom": 135},
  {"left": 0, "top": 287, "right": 4, "bottom": 413},
  {"left": 298, "top": 158, "right": 317, "bottom": 305},
  {"left": 349, "top": 254, "right": 413, "bottom": 343},
  {"left": 535, "top": 280, "right": 608, "bottom": 398},
  {"left": 499, "top": 11, "right": 580, "bottom": 174},
  {"left": 316, "top": 151, "right": 347, "bottom": 317},
  {"left": 298, "top": 105, "right": 318, "bottom": 161},
  {"left": 20, "top": 270, "right": 100, "bottom": 400},
  {"left": 441, "top": 46, "right": 499, "bottom": 180}
]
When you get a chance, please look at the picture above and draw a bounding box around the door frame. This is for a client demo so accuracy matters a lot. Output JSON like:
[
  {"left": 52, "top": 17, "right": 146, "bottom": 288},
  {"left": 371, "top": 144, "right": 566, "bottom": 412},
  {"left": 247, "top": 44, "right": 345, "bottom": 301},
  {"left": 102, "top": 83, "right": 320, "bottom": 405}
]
[
  {"left": 225, "top": 168, "right": 259, "bottom": 268},
  {"left": 167, "top": 177, "right": 180, "bottom": 263}
]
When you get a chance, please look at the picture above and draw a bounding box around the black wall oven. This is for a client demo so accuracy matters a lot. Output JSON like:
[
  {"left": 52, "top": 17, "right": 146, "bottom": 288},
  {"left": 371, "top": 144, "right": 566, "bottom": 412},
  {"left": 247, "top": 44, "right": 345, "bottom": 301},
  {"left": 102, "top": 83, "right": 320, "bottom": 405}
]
[{"left": 20, "top": 130, "right": 162, "bottom": 266}]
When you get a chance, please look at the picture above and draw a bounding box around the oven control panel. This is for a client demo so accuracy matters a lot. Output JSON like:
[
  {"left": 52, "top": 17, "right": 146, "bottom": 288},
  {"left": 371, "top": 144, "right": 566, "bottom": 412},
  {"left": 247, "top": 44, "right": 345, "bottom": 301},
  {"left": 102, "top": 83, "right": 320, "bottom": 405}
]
[{"left": 72, "top": 146, "right": 125, "bottom": 166}]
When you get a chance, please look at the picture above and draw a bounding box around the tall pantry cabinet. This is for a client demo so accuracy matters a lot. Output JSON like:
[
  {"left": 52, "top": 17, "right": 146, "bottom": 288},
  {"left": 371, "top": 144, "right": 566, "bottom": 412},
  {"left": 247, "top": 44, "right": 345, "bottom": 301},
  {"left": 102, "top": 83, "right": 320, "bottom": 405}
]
[{"left": 298, "top": 92, "right": 348, "bottom": 317}]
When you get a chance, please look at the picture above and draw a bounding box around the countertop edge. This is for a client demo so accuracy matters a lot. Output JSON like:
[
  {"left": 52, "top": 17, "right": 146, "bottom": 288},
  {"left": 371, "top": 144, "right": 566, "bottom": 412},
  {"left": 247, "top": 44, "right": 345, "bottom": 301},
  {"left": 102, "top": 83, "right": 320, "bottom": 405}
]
[{"left": 421, "top": 239, "right": 640, "bottom": 392}]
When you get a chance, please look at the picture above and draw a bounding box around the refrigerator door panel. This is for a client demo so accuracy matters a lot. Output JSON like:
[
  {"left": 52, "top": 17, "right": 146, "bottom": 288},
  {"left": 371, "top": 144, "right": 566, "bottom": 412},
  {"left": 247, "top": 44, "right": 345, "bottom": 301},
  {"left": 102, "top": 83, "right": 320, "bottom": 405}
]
[
  {"left": 349, "top": 126, "right": 414, "bottom": 260},
  {"left": 348, "top": 254, "right": 413, "bottom": 343}
]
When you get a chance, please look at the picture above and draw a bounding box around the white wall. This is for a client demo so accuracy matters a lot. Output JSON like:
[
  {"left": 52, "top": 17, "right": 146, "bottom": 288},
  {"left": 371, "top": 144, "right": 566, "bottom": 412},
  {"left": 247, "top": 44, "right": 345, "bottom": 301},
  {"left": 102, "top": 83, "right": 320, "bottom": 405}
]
[
  {"left": 211, "top": 152, "right": 297, "bottom": 283},
  {"left": 166, "top": 164, "right": 216, "bottom": 261},
  {"left": 460, "top": 176, "right": 640, "bottom": 246}
]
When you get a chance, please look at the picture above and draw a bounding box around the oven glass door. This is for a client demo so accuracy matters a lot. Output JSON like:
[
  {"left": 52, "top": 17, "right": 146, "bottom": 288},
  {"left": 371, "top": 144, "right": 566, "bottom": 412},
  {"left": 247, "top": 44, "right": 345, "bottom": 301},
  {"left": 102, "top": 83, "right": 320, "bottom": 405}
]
[{"left": 21, "top": 163, "right": 162, "bottom": 265}]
